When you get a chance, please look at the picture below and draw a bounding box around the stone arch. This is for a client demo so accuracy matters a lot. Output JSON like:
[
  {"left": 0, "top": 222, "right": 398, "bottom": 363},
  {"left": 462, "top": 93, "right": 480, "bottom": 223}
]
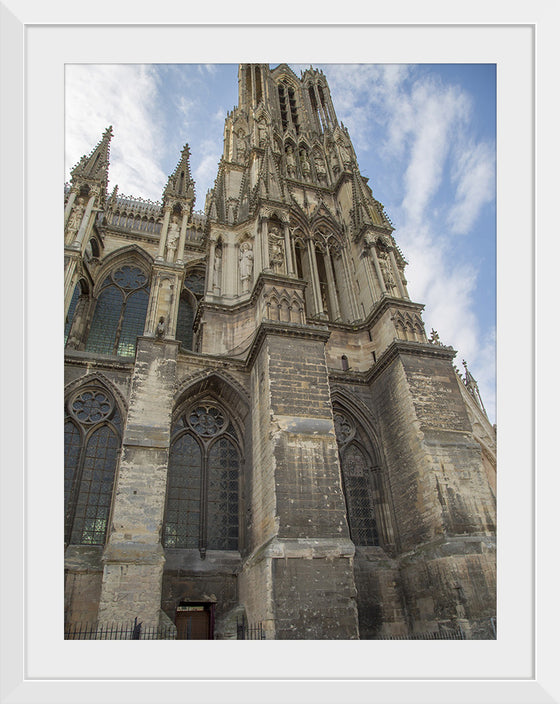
[
  {"left": 64, "top": 371, "right": 129, "bottom": 420},
  {"left": 93, "top": 244, "right": 153, "bottom": 296},
  {"left": 330, "top": 386, "right": 397, "bottom": 551},
  {"left": 174, "top": 370, "right": 250, "bottom": 429}
]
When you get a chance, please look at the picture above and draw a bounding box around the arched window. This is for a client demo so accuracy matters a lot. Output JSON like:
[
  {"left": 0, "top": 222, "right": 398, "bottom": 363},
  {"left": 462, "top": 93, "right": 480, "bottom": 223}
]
[
  {"left": 65, "top": 282, "right": 81, "bottom": 344},
  {"left": 334, "top": 410, "right": 379, "bottom": 546},
  {"left": 85, "top": 264, "right": 149, "bottom": 357},
  {"left": 176, "top": 270, "right": 205, "bottom": 351},
  {"left": 163, "top": 402, "right": 240, "bottom": 556},
  {"left": 64, "top": 386, "right": 122, "bottom": 545}
]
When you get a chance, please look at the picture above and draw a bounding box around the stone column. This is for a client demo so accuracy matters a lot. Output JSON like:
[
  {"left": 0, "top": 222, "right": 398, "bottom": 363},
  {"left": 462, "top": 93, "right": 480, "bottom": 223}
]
[
  {"left": 241, "top": 326, "right": 360, "bottom": 639},
  {"left": 283, "top": 223, "right": 295, "bottom": 275},
  {"left": 97, "top": 338, "right": 178, "bottom": 628},
  {"left": 370, "top": 246, "right": 387, "bottom": 295},
  {"left": 207, "top": 240, "right": 216, "bottom": 296},
  {"left": 64, "top": 254, "right": 79, "bottom": 316},
  {"left": 306, "top": 237, "right": 323, "bottom": 316},
  {"left": 389, "top": 249, "right": 407, "bottom": 298},
  {"left": 64, "top": 189, "right": 77, "bottom": 227},
  {"left": 340, "top": 248, "right": 360, "bottom": 321},
  {"left": 324, "top": 247, "right": 341, "bottom": 320},
  {"left": 157, "top": 206, "right": 172, "bottom": 261},
  {"left": 261, "top": 219, "right": 270, "bottom": 271},
  {"left": 176, "top": 212, "right": 189, "bottom": 265},
  {"left": 71, "top": 193, "right": 96, "bottom": 250}
]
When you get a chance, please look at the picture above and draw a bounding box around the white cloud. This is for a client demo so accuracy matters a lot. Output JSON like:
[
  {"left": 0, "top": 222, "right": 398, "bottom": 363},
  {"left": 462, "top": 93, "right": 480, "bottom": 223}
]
[
  {"left": 447, "top": 141, "right": 495, "bottom": 234},
  {"left": 65, "top": 64, "right": 167, "bottom": 201}
]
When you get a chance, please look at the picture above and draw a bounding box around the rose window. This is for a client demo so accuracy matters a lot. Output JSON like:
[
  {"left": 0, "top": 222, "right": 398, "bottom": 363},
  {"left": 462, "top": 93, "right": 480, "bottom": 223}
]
[
  {"left": 188, "top": 406, "right": 226, "bottom": 437},
  {"left": 113, "top": 265, "right": 147, "bottom": 290},
  {"left": 71, "top": 390, "right": 113, "bottom": 424}
]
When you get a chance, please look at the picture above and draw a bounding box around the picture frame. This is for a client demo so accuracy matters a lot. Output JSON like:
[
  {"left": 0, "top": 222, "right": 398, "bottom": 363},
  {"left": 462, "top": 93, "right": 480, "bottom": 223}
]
[{"left": 1, "top": 2, "right": 555, "bottom": 702}]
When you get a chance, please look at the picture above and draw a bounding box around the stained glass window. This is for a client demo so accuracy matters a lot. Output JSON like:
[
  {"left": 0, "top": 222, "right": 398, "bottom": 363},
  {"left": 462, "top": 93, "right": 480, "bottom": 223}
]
[
  {"left": 176, "top": 295, "right": 194, "bottom": 350},
  {"left": 341, "top": 444, "right": 378, "bottom": 546},
  {"left": 163, "top": 404, "right": 240, "bottom": 553},
  {"left": 64, "top": 388, "right": 121, "bottom": 546},
  {"left": 64, "top": 282, "right": 81, "bottom": 344},
  {"left": 207, "top": 438, "right": 239, "bottom": 550},
  {"left": 163, "top": 434, "right": 202, "bottom": 549},
  {"left": 85, "top": 265, "right": 149, "bottom": 357}
]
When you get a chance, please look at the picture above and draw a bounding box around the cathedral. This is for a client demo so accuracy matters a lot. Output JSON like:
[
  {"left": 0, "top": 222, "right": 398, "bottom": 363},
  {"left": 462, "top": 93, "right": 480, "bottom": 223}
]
[{"left": 64, "top": 63, "right": 496, "bottom": 640}]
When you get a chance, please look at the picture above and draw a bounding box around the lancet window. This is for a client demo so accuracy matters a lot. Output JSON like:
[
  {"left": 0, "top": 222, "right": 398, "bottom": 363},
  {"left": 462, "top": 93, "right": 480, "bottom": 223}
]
[
  {"left": 85, "top": 264, "right": 150, "bottom": 358},
  {"left": 65, "top": 282, "right": 81, "bottom": 344},
  {"left": 176, "top": 269, "right": 205, "bottom": 351},
  {"left": 64, "top": 385, "right": 122, "bottom": 545},
  {"left": 334, "top": 409, "right": 380, "bottom": 547},
  {"left": 163, "top": 402, "right": 241, "bottom": 556}
]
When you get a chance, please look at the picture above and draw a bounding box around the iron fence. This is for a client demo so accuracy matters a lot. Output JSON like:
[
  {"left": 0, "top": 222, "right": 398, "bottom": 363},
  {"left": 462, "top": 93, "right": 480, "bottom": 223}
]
[
  {"left": 65, "top": 618, "right": 176, "bottom": 640},
  {"left": 65, "top": 616, "right": 266, "bottom": 640},
  {"left": 378, "top": 627, "right": 465, "bottom": 640},
  {"left": 237, "top": 616, "right": 266, "bottom": 640}
]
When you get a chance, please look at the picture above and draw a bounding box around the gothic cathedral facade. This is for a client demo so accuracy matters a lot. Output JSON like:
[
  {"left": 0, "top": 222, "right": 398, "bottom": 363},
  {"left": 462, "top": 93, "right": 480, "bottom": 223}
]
[{"left": 64, "top": 64, "right": 497, "bottom": 639}]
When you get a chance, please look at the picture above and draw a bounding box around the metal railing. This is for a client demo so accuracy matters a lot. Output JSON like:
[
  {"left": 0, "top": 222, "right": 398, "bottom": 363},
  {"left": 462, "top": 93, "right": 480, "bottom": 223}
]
[
  {"left": 378, "top": 627, "right": 465, "bottom": 640},
  {"left": 65, "top": 616, "right": 266, "bottom": 640}
]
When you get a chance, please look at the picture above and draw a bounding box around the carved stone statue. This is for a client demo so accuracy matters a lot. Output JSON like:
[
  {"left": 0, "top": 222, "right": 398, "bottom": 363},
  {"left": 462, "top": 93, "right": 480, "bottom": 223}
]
[
  {"left": 236, "top": 133, "right": 247, "bottom": 162},
  {"left": 268, "top": 226, "right": 284, "bottom": 271},
  {"left": 328, "top": 143, "right": 340, "bottom": 173},
  {"left": 213, "top": 245, "right": 223, "bottom": 290},
  {"left": 314, "top": 153, "right": 327, "bottom": 183},
  {"left": 156, "top": 316, "right": 166, "bottom": 339},
  {"left": 258, "top": 119, "right": 267, "bottom": 147},
  {"left": 300, "top": 150, "right": 311, "bottom": 180},
  {"left": 286, "top": 146, "right": 296, "bottom": 177},
  {"left": 166, "top": 215, "right": 180, "bottom": 262},
  {"left": 338, "top": 140, "right": 352, "bottom": 168},
  {"left": 66, "top": 197, "right": 86, "bottom": 236},
  {"left": 239, "top": 241, "right": 254, "bottom": 291}
]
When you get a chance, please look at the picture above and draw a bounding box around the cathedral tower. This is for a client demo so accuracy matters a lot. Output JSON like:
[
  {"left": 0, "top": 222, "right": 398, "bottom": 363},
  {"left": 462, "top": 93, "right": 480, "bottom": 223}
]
[{"left": 64, "top": 64, "right": 496, "bottom": 639}]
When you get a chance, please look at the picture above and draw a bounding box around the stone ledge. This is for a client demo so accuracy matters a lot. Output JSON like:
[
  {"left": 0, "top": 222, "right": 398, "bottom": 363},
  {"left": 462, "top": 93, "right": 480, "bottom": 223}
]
[
  {"left": 243, "top": 537, "right": 355, "bottom": 568},
  {"left": 398, "top": 534, "right": 496, "bottom": 563},
  {"left": 102, "top": 542, "right": 165, "bottom": 566}
]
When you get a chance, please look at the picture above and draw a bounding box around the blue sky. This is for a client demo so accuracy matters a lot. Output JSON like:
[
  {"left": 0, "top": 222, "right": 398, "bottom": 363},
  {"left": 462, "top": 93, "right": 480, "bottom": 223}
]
[{"left": 65, "top": 63, "right": 496, "bottom": 422}]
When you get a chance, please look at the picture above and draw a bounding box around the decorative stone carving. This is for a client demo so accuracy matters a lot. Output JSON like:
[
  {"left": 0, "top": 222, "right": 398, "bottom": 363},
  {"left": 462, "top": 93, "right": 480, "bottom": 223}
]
[
  {"left": 166, "top": 215, "right": 180, "bottom": 262},
  {"left": 333, "top": 411, "right": 355, "bottom": 445},
  {"left": 286, "top": 145, "right": 296, "bottom": 177},
  {"left": 156, "top": 316, "right": 166, "bottom": 338},
  {"left": 268, "top": 226, "right": 284, "bottom": 271},
  {"left": 338, "top": 139, "right": 352, "bottom": 168},
  {"left": 213, "top": 245, "right": 223, "bottom": 290},
  {"left": 314, "top": 153, "right": 327, "bottom": 184},
  {"left": 239, "top": 241, "right": 254, "bottom": 292},
  {"left": 71, "top": 389, "right": 113, "bottom": 424},
  {"left": 328, "top": 143, "right": 340, "bottom": 173},
  {"left": 300, "top": 149, "right": 311, "bottom": 180},
  {"left": 66, "top": 197, "right": 86, "bottom": 236},
  {"left": 258, "top": 119, "right": 268, "bottom": 147},
  {"left": 378, "top": 251, "right": 397, "bottom": 295}
]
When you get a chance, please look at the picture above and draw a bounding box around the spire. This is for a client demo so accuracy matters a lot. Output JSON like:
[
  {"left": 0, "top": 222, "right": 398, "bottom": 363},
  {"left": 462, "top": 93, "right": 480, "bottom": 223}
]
[
  {"left": 70, "top": 126, "right": 113, "bottom": 196},
  {"left": 163, "top": 144, "right": 195, "bottom": 201},
  {"left": 462, "top": 360, "right": 488, "bottom": 417}
]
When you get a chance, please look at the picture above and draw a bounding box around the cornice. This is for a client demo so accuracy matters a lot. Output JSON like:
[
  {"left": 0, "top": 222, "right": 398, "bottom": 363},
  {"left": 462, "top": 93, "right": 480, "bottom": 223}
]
[
  {"left": 245, "top": 320, "right": 330, "bottom": 370},
  {"left": 328, "top": 338, "right": 456, "bottom": 387}
]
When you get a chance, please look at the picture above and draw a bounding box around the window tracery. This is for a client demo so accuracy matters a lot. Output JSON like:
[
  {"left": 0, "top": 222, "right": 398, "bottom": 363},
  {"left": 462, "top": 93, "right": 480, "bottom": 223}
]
[
  {"left": 334, "top": 408, "right": 379, "bottom": 547},
  {"left": 85, "top": 264, "right": 150, "bottom": 357},
  {"left": 163, "top": 402, "right": 240, "bottom": 555},
  {"left": 64, "top": 386, "right": 122, "bottom": 545}
]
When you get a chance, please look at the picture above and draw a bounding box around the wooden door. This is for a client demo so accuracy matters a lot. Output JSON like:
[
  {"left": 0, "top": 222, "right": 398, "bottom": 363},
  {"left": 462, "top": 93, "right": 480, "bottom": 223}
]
[{"left": 175, "top": 606, "right": 211, "bottom": 639}]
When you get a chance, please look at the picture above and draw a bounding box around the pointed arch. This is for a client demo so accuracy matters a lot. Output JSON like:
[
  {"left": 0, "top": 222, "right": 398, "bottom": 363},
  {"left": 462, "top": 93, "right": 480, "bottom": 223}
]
[
  {"left": 93, "top": 244, "right": 153, "bottom": 294},
  {"left": 64, "top": 377, "right": 123, "bottom": 546},
  {"left": 330, "top": 386, "right": 396, "bottom": 550},
  {"left": 165, "top": 372, "right": 248, "bottom": 556}
]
